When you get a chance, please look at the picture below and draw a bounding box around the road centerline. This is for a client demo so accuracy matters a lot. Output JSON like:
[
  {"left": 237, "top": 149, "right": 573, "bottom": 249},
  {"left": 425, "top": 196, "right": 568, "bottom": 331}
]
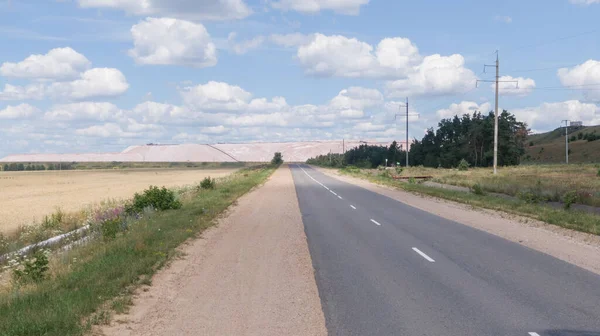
[
  {"left": 370, "top": 219, "right": 381, "bottom": 226},
  {"left": 350, "top": 205, "right": 356, "bottom": 210}
]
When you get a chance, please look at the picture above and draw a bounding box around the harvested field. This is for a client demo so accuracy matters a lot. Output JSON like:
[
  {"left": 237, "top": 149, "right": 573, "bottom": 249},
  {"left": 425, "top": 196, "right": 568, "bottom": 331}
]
[{"left": 0, "top": 168, "right": 237, "bottom": 234}]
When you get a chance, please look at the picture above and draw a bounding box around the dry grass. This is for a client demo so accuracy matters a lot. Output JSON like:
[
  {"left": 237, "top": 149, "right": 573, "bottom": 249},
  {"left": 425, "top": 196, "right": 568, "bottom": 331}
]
[
  {"left": 0, "top": 169, "right": 237, "bottom": 234},
  {"left": 390, "top": 164, "right": 600, "bottom": 207}
]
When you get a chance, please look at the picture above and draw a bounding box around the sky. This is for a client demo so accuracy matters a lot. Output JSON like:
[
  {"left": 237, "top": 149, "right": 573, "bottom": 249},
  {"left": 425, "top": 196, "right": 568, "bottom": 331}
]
[{"left": 0, "top": 0, "right": 599, "bottom": 157}]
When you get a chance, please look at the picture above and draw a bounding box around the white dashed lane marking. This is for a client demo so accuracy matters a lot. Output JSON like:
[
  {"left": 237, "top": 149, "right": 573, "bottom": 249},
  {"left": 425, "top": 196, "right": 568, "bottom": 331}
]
[{"left": 412, "top": 247, "right": 435, "bottom": 262}]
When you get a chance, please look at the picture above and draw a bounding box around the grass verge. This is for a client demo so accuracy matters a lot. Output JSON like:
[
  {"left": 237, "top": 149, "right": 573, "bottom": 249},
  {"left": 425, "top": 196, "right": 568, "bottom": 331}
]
[
  {"left": 337, "top": 167, "right": 600, "bottom": 236},
  {"left": 0, "top": 165, "right": 276, "bottom": 336}
]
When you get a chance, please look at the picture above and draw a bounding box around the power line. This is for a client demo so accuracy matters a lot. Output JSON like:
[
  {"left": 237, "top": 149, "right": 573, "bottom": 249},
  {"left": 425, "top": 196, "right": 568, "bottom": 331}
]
[
  {"left": 504, "top": 64, "right": 581, "bottom": 73},
  {"left": 505, "top": 29, "right": 598, "bottom": 54}
]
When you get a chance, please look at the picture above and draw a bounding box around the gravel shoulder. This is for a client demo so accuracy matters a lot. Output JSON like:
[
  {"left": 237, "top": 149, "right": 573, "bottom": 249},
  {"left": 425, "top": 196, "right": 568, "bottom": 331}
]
[
  {"left": 313, "top": 166, "right": 600, "bottom": 277},
  {"left": 102, "top": 166, "right": 326, "bottom": 336}
]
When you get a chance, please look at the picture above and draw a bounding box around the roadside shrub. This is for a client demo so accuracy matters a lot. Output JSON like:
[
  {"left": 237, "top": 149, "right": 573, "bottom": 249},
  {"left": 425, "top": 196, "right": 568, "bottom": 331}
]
[
  {"left": 563, "top": 191, "right": 579, "bottom": 210},
  {"left": 380, "top": 170, "right": 392, "bottom": 178},
  {"left": 271, "top": 152, "right": 283, "bottom": 165},
  {"left": 377, "top": 165, "right": 385, "bottom": 171},
  {"left": 408, "top": 177, "right": 416, "bottom": 184},
  {"left": 471, "top": 183, "right": 486, "bottom": 196},
  {"left": 597, "top": 168, "right": 600, "bottom": 177},
  {"left": 457, "top": 159, "right": 470, "bottom": 171},
  {"left": 126, "top": 186, "right": 181, "bottom": 214},
  {"left": 101, "top": 218, "right": 121, "bottom": 240},
  {"left": 517, "top": 191, "right": 546, "bottom": 204},
  {"left": 200, "top": 177, "right": 216, "bottom": 190},
  {"left": 395, "top": 166, "right": 404, "bottom": 175},
  {"left": 13, "top": 249, "right": 49, "bottom": 284}
]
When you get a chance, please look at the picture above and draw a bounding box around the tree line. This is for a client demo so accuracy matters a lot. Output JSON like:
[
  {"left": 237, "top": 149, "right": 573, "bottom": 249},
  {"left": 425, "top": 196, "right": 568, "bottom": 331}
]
[
  {"left": 307, "top": 110, "right": 528, "bottom": 169},
  {"left": 2, "top": 163, "right": 75, "bottom": 171}
]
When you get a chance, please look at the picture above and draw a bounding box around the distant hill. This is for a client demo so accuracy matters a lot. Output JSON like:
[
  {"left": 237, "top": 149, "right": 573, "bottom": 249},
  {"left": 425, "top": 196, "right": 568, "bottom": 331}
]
[{"left": 523, "top": 125, "right": 600, "bottom": 164}]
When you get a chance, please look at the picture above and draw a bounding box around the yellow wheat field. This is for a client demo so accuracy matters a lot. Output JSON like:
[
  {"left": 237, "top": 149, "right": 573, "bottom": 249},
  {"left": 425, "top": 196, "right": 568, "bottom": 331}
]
[{"left": 0, "top": 168, "right": 237, "bottom": 234}]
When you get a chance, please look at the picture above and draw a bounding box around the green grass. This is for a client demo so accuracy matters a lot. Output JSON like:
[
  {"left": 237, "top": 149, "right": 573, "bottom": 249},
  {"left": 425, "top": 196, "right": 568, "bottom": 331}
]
[
  {"left": 339, "top": 167, "right": 600, "bottom": 236},
  {"left": 367, "top": 164, "right": 600, "bottom": 208},
  {"left": 0, "top": 165, "right": 276, "bottom": 336}
]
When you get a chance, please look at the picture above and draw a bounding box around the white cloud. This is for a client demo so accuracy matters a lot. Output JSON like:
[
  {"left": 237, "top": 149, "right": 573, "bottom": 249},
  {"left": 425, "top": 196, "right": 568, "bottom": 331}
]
[
  {"left": 225, "top": 113, "right": 288, "bottom": 127},
  {"left": 129, "top": 18, "right": 217, "bottom": 68},
  {"left": 328, "top": 87, "right": 383, "bottom": 111},
  {"left": 513, "top": 100, "right": 600, "bottom": 131},
  {"left": 75, "top": 123, "right": 135, "bottom": 138},
  {"left": 386, "top": 54, "right": 477, "bottom": 97},
  {"left": 353, "top": 122, "right": 386, "bottom": 131},
  {"left": 0, "top": 83, "right": 46, "bottom": 101},
  {"left": 0, "top": 68, "right": 128, "bottom": 101},
  {"left": 77, "top": 0, "right": 252, "bottom": 21},
  {"left": 44, "top": 102, "right": 125, "bottom": 121},
  {"left": 0, "top": 47, "right": 90, "bottom": 81},
  {"left": 297, "top": 34, "right": 420, "bottom": 78},
  {"left": 494, "top": 15, "right": 512, "bottom": 23},
  {"left": 200, "top": 125, "right": 229, "bottom": 134},
  {"left": 270, "top": 33, "right": 316, "bottom": 47},
  {"left": 132, "top": 101, "right": 190, "bottom": 123},
  {"left": 436, "top": 101, "right": 492, "bottom": 119},
  {"left": 270, "top": 0, "right": 369, "bottom": 15},
  {"left": 48, "top": 68, "right": 129, "bottom": 100},
  {"left": 496, "top": 75, "right": 536, "bottom": 96},
  {"left": 0, "top": 103, "right": 41, "bottom": 119},
  {"left": 228, "top": 33, "right": 265, "bottom": 55},
  {"left": 181, "top": 81, "right": 252, "bottom": 112},
  {"left": 558, "top": 60, "right": 600, "bottom": 101},
  {"left": 293, "top": 34, "right": 475, "bottom": 97}
]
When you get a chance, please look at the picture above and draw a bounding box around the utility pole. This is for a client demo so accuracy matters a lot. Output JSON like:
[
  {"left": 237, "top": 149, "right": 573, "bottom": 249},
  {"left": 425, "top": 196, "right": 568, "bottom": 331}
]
[
  {"left": 395, "top": 97, "right": 418, "bottom": 168},
  {"left": 563, "top": 120, "right": 570, "bottom": 164},
  {"left": 476, "top": 51, "right": 518, "bottom": 175}
]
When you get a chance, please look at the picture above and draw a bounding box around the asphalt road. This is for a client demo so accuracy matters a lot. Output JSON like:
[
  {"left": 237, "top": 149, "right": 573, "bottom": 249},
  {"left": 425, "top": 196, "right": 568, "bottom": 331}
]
[{"left": 290, "top": 164, "right": 600, "bottom": 336}]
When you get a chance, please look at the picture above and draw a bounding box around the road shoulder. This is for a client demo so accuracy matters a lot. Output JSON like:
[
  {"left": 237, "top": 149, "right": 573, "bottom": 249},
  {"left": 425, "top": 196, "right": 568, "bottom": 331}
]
[
  {"left": 313, "top": 166, "right": 600, "bottom": 276},
  {"left": 102, "top": 165, "right": 327, "bottom": 336}
]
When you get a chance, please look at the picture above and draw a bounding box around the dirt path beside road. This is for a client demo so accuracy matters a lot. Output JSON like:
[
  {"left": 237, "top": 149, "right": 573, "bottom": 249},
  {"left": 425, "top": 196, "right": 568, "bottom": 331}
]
[{"left": 103, "top": 166, "right": 326, "bottom": 336}]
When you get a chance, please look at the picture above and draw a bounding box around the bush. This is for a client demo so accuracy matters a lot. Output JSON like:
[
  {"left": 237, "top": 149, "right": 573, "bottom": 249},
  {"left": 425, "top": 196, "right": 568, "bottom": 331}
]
[
  {"left": 395, "top": 166, "right": 404, "bottom": 175},
  {"left": 471, "top": 183, "right": 486, "bottom": 196},
  {"left": 517, "top": 191, "right": 546, "bottom": 204},
  {"left": 377, "top": 165, "right": 386, "bottom": 171},
  {"left": 597, "top": 168, "right": 600, "bottom": 177},
  {"left": 457, "top": 159, "right": 470, "bottom": 171},
  {"left": 563, "top": 191, "right": 579, "bottom": 210},
  {"left": 126, "top": 186, "right": 182, "bottom": 214},
  {"left": 101, "top": 218, "right": 121, "bottom": 240},
  {"left": 343, "top": 166, "right": 360, "bottom": 174},
  {"left": 200, "top": 177, "right": 216, "bottom": 190},
  {"left": 13, "top": 249, "right": 49, "bottom": 284},
  {"left": 408, "top": 177, "right": 416, "bottom": 184},
  {"left": 271, "top": 152, "right": 283, "bottom": 165},
  {"left": 529, "top": 141, "right": 534, "bottom": 146}
]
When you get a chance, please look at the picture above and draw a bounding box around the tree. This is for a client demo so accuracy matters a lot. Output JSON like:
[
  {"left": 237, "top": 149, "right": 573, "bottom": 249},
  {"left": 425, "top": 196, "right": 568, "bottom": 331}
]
[
  {"left": 271, "top": 152, "right": 283, "bottom": 165},
  {"left": 2, "top": 164, "right": 8, "bottom": 172},
  {"left": 17, "top": 163, "right": 25, "bottom": 171},
  {"left": 409, "top": 110, "right": 527, "bottom": 168}
]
